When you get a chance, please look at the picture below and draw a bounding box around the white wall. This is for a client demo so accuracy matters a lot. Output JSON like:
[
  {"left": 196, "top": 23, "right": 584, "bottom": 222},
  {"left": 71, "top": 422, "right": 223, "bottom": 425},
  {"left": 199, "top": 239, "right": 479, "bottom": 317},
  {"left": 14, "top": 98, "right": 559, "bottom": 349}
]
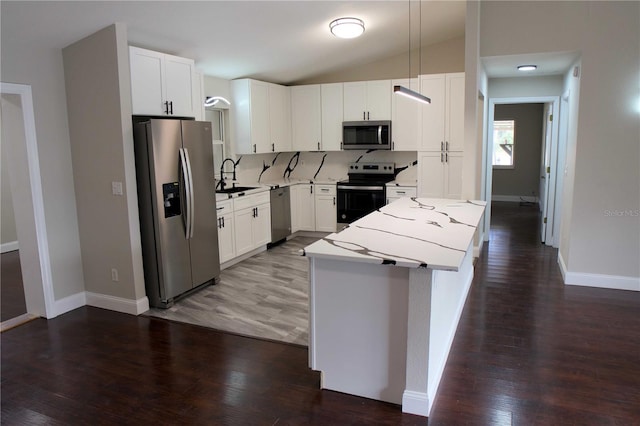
[
  {"left": 1, "top": 133, "right": 18, "bottom": 246},
  {"left": 1, "top": 24, "right": 85, "bottom": 300},
  {"left": 62, "top": 24, "right": 147, "bottom": 306},
  {"left": 481, "top": 1, "right": 640, "bottom": 283},
  {"left": 488, "top": 76, "right": 564, "bottom": 98}
]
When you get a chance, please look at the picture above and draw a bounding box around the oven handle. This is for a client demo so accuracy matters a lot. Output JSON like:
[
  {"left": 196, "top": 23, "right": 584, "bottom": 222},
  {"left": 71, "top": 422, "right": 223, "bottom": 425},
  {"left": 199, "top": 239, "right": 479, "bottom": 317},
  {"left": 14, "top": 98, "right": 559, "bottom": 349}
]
[
  {"left": 378, "top": 125, "right": 382, "bottom": 145},
  {"left": 337, "top": 185, "right": 385, "bottom": 191}
]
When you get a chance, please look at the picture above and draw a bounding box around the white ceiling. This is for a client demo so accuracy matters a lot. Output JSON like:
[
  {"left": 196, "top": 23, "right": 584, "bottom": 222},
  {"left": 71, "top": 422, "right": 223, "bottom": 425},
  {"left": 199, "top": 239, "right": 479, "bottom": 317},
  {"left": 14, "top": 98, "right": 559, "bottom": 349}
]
[
  {"left": 1, "top": 1, "right": 466, "bottom": 84},
  {"left": 482, "top": 51, "right": 580, "bottom": 79}
]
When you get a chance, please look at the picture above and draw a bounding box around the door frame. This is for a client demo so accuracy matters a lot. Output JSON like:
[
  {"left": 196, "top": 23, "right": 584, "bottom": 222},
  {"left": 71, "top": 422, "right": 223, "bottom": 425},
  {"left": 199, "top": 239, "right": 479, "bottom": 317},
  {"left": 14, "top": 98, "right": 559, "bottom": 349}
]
[
  {"left": 484, "top": 96, "right": 561, "bottom": 246},
  {"left": 1, "top": 82, "right": 55, "bottom": 318}
]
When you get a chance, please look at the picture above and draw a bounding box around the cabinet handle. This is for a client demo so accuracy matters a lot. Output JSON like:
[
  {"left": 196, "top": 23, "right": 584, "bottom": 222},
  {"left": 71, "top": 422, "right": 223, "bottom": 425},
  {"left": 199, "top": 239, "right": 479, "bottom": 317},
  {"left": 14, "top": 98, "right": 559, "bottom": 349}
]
[
  {"left": 445, "top": 152, "right": 449, "bottom": 163},
  {"left": 363, "top": 111, "right": 366, "bottom": 120},
  {"left": 333, "top": 197, "right": 336, "bottom": 206},
  {"left": 169, "top": 101, "right": 173, "bottom": 115},
  {"left": 441, "top": 141, "right": 444, "bottom": 152},
  {"left": 340, "top": 141, "right": 343, "bottom": 150},
  {"left": 272, "top": 143, "right": 275, "bottom": 152},
  {"left": 445, "top": 141, "right": 449, "bottom": 151},
  {"left": 397, "top": 191, "right": 406, "bottom": 195},
  {"left": 164, "top": 101, "right": 169, "bottom": 115},
  {"left": 222, "top": 216, "right": 225, "bottom": 228},
  {"left": 310, "top": 186, "right": 313, "bottom": 194},
  {"left": 217, "top": 218, "right": 221, "bottom": 228},
  {"left": 367, "top": 111, "right": 370, "bottom": 120},
  {"left": 440, "top": 153, "right": 444, "bottom": 163},
  {"left": 253, "top": 144, "right": 256, "bottom": 153},
  {"left": 392, "top": 141, "right": 395, "bottom": 151},
  {"left": 317, "top": 142, "right": 320, "bottom": 150}
]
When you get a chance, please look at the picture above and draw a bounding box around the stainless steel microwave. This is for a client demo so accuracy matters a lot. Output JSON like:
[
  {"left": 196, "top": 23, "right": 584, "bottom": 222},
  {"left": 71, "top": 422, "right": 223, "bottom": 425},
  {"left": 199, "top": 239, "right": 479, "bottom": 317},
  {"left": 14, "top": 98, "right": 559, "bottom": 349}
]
[{"left": 342, "top": 121, "right": 392, "bottom": 150}]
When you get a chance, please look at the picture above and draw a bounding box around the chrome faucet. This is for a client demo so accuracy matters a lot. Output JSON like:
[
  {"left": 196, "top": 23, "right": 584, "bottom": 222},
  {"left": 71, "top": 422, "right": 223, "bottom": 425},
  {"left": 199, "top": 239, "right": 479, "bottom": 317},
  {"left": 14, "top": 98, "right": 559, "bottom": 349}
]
[{"left": 218, "top": 158, "right": 237, "bottom": 190}]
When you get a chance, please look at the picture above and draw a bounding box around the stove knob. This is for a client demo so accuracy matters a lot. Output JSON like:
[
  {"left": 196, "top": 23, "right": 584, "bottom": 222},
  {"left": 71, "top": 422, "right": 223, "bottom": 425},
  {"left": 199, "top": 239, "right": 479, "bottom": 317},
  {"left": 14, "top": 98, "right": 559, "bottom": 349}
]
[{"left": 354, "top": 166, "right": 359, "bottom": 170}]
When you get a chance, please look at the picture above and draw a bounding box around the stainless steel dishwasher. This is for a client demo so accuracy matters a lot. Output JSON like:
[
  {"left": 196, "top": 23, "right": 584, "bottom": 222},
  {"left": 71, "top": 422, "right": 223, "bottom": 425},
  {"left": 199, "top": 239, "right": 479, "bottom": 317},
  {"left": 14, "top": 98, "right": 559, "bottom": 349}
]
[{"left": 270, "top": 186, "right": 291, "bottom": 244}]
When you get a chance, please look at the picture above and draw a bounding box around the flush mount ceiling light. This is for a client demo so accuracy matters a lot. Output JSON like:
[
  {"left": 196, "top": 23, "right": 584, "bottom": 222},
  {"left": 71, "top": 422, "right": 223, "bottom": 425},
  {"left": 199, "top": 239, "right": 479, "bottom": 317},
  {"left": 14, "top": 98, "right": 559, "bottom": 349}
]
[
  {"left": 329, "top": 17, "right": 365, "bottom": 39},
  {"left": 517, "top": 65, "right": 538, "bottom": 71},
  {"left": 204, "top": 96, "right": 231, "bottom": 107},
  {"left": 393, "top": 0, "right": 431, "bottom": 104}
]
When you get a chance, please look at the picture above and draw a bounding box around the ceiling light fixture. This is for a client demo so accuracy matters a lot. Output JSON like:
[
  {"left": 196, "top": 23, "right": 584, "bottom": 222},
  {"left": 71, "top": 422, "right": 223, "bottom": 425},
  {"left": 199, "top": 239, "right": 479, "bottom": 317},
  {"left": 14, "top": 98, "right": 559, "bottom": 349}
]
[
  {"left": 329, "top": 17, "right": 365, "bottom": 39},
  {"left": 204, "top": 96, "right": 231, "bottom": 107},
  {"left": 517, "top": 65, "right": 537, "bottom": 71},
  {"left": 393, "top": 0, "right": 431, "bottom": 104}
]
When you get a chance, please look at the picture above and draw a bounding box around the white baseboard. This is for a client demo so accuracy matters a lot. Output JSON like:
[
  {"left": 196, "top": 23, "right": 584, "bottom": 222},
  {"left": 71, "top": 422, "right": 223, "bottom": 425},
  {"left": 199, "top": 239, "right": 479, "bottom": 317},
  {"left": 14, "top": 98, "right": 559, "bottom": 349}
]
[
  {"left": 492, "top": 195, "right": 539, "bottom": 203},
  {"left": 50, "top": 291, "right": 86, "bottom": 318},
  {"left": 402, "top": 390, "right": 430, "bottom": 417},
  {"left": 558, "top": 253, "right": 639, "bottom": 291},
  {"left": 220, "top": 245, "right": 267, "bottom": 270},
  {"left": 473, "top": 236, "right": 484, "bottom": 258},
  {"left": 86, "top": 292, "right": 150, "bottom": 315},
  {"left": 1, "top": 241, "right": 19, "bottom": 253}
]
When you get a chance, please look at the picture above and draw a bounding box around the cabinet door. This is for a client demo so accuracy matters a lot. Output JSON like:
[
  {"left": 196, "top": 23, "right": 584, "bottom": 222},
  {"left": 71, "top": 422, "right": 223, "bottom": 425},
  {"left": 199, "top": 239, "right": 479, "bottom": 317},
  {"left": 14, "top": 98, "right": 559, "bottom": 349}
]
[
  {"left": 366, "top": 80, "right": 392, "bottom": 120},
  {"left": 269, "top": 84, "right": 292, "bottom": 152},
  {"left": 444, "top": 151, "right": 463, "bottom": 199},
  {"left": 418, "top": 151, "right": 445, "bottom": 198},
  {"left": 321, "top": 83, "right": 344, "bottom": 151},
  {"left": 391, "top": 78, "right": 421, "bottom": 151},
  {"left": 290, "top": 185, "right": 301, "bottom": 233},
  {"left": 343, "top": 81, "right": 368, "bottom": 121},
  {"left": 218, "top": 214, "right": 236, "bottom": 264},
  {"left": 315, "top": 195, "right": 336, "bottom": 232},
  {"left": 419, "top": 74, "right": 446, "bottom": 151},
  {"left": 250, "top": 80, "right": 271, "bottom": 154},
  {"left": 129, "top": 47, "right": 164, "bottom": 116},
  {"left": 164, "top": 54, "right": 195, "bottom": 117},
  {"left": 291, "top": 85, "right": 321, "bottom": 151},
  {"left": 299, "top": 184, "right": 316, "bottom": 231},
  {"left": 234, "top": 208, "right": 255, "bottom": 256},
  {"left": 253, "top": 203, "right": 272, "bottom": 247},
  {"left": 445, "top": 73, "right": 465, "bottom": 152}
]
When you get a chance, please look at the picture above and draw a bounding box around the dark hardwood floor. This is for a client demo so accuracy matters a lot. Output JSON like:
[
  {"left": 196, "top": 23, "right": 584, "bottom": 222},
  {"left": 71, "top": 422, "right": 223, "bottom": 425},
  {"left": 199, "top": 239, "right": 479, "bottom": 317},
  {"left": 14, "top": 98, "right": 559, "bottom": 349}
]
[
  {"left": 2, "top": 202, "right": 639, "bottom": 425},
  {"left": 1, "top": 250, "right": 27, "bottom": 322}
]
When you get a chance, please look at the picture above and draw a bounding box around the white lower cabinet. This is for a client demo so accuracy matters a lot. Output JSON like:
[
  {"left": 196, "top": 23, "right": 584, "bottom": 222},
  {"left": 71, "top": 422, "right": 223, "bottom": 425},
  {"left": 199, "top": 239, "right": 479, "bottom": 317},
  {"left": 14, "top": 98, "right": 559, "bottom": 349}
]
[
  {"left": 291, "top": 183, "right": 316, "bottom": 232},
  {"left": 418, "top": 151, "right": 463, "bottom": 199},
  {"left": 314, "top": 184, "right": 337, "bottom": 232},
  {"left": 386, "top": 186, "right": 417, "bottom": 204},
  {"left": 219, "top": 192, "right": 271, "bottom": 259},
  {"left": 216, "top": 199, "right": 236, "bottom": 264}
]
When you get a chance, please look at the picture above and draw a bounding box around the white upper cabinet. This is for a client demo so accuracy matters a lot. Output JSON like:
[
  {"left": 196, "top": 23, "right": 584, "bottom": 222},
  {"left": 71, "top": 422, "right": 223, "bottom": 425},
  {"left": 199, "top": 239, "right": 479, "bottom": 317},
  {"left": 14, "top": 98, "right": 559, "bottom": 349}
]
[
  {"left": 343, "top": 80, "right": 391, "bottom": 121},
  {"left": 291, "top": 85, "right": 322, "bottom": 151},
  {"left": 419, "top": 72, "right": 465, "bottom": 152},
  {"left": 391, "top": 78, "right": 421, "bottom": 151},
  {"left": 231, "top": 78, "right": 291, "bottom": 154},
  {"left": 321, "top": 83, "right": 344, "bottom": 151},
  {"left": 129, "top": 46, "right": 195, "bottom": 117}
]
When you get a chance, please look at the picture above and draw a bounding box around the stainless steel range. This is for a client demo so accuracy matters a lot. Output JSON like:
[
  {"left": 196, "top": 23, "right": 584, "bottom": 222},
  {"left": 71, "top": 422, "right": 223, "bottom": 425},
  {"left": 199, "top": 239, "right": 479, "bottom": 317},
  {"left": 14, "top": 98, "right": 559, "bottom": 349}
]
[{"left": 337, "top": 162, "right": 395, "bottom": 225}]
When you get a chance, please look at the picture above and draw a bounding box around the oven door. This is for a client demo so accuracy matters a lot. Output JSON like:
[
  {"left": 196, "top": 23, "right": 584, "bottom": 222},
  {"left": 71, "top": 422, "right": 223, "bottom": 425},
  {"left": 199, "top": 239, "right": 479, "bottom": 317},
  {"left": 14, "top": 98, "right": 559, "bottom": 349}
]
[{"left": 337, "top": 184, "right": 386, "bottom": 224}]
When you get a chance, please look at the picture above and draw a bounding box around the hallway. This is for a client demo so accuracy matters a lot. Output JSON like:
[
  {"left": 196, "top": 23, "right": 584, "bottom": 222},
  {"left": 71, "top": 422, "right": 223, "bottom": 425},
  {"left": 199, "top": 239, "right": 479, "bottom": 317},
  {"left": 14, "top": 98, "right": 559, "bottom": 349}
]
[{"left": 1, "top": 202, "right": 639, "bottom": 424}]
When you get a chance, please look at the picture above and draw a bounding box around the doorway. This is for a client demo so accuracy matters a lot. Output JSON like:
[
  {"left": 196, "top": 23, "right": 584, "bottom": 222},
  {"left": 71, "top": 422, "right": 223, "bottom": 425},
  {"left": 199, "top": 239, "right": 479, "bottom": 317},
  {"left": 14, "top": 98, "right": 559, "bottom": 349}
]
[
  {"left": 484, "top": 96, "right": 561, "bottom": 247},
  {"left": 1, "top": 83, "right": 55, "bottom": 325}
]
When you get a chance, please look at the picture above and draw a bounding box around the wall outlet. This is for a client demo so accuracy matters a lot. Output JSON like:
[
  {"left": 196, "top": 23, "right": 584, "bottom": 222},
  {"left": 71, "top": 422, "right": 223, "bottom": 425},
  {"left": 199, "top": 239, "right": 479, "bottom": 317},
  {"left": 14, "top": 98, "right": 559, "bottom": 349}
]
[
  {"left": 111, "top": 181, "right": 123, "bottom": 196},
  {"left": 111, "top": 268, "right": 119, "bottom": 282}
]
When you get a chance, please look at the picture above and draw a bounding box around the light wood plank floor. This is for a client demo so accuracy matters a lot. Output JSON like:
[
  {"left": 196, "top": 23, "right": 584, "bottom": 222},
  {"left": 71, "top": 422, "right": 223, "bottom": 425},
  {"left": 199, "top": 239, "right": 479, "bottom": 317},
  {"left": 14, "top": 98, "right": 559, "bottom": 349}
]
[{"left": 145, "top": 236, "right": 318, "bottom": 346}]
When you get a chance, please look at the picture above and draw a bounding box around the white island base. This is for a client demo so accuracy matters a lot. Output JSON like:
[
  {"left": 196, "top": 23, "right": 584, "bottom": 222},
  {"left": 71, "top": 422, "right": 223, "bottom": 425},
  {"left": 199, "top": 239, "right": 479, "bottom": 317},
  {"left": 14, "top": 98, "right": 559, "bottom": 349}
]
[{"left": 308, "top": 243, "right": 473, "bottom": 417}]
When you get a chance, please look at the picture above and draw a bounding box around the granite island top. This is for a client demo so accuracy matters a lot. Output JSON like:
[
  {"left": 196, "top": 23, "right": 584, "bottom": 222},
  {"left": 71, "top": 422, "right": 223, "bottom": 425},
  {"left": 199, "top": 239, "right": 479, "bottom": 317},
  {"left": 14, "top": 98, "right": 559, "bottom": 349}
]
[
  {"left": 215, "top": 178, "right": 339, "bottom": 201},
  {"left": 303, "top": 197, "right": 486, "bottom": 271}
]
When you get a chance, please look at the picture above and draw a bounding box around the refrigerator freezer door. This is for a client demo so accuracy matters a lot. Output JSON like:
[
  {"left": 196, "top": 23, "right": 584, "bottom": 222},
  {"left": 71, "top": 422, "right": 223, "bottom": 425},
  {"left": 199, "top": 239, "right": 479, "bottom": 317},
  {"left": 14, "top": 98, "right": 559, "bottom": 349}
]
[
  {"left": 181, "top": 120, "right": 220, "bottom": 286},
  {"left": 149, "top": 119, "right": 194, "bottom": 299}
]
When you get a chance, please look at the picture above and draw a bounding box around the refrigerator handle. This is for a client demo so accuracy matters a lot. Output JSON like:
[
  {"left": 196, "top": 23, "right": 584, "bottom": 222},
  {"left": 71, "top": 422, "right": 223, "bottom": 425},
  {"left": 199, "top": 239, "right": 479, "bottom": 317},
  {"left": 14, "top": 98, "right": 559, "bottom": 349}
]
[
  {"left": 183, "top": 147, "right": 195, "bottom": 239},
  {"left": 179, "top": 148, "right": 192, "bottom": 239}
]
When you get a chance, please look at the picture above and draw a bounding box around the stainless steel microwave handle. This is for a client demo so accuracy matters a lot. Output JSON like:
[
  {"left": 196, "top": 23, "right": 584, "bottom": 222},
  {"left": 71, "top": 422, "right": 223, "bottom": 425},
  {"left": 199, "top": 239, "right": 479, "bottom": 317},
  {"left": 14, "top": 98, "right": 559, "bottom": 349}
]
[{"left": 378, "top": 125, "right": 382, "bottom": 145}]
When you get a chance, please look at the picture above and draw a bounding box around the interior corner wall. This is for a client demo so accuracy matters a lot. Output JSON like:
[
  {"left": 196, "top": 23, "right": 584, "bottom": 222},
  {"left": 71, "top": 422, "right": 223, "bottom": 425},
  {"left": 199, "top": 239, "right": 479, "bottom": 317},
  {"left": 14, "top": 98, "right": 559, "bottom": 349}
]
[
  {"left": 481, "top": 1, "right": 640, "bottom": 281},
  {"left": 62, "top": 24, "right": 142, "bottom": 301},
  {"left": 0, "top": 21, "right": 85, "bottom": 300},
  {"left": 492, "top": 103, "right": 544, "bottom": 198}
]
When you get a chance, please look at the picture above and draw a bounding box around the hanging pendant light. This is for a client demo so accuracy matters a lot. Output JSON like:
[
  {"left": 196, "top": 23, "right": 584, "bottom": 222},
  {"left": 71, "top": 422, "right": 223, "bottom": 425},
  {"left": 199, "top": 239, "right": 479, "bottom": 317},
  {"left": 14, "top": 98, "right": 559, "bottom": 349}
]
[{"left": 394, "top": 0, "right": 431, "bottom": 104}]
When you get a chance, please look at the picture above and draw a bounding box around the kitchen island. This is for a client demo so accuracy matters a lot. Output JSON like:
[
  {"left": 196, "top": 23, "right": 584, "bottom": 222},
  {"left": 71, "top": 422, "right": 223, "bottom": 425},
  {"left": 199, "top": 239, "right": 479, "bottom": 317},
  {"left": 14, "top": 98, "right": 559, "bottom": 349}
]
[{"left": 303, "top": 197, "right": 486, "bottom": 417}]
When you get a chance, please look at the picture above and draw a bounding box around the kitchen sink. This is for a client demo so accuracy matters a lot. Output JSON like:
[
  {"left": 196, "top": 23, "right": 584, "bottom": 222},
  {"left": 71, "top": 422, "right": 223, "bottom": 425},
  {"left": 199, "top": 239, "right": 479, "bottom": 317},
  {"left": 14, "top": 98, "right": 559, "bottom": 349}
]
[{"left": 216, "top": 186, "right": 258, "bottom": 194}]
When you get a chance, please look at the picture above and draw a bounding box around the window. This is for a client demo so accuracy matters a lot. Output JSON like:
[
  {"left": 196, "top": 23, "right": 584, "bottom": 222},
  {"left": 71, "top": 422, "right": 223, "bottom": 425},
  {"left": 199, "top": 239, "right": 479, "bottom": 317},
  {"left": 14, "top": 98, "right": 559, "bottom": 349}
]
[
  {"left": 492, "top": 120, "right": 515, "bottom": 168},
  {"left": 205, "top": 108, "right": 226, "bottom": 179}
]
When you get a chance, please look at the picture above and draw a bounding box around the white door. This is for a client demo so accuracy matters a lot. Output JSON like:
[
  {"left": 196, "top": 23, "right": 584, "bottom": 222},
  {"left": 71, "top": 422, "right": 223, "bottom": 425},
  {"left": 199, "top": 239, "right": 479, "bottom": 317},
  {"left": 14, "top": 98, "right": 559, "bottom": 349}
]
[
  {"left": 164, "top": 54, "right": 195, "bottom": 117},
  {"left": 419, "top": 74, "right": 446, "bottom": 151},
  {"left": 218, "top": 214, "right": 235, "bottom": 264},
  {"left": 234, "top": 208, "right": 255, "bottom": 255},
  {"left": 365, "top": 80, "right": 392, "bottom": 120},
  {"left": 315, "top": 195, "right": 336, "bottom": 232},
  {"left": 321, "top": 83, "right": 344, "bottom": 151},
  {"left": 391, "top": 78, "right": 421, "bottom": 151},
  {"left": 253, "top": 204, "right": 272, "bottom": 246},
  {"left": 269, "top": 84, "right": 291, "bottom": 152},
  {"left": 250, "top": 80, "right": 270, "bottom": 153},
  {"left": 539, "top": 103, "right": 553, "bottom": 243},
  {"left": 444, "top": 151, "right": 464, "bottom": 199},
  {"left": 343, "top": 82, "right": 367, "bottom": 121},
  {"left": 418, "top": 152, "right": 445, "bottom": 198},
  {"left": 129, "top": 47, "right": 164, "bottom": 115},
  {"left": 291, "top": 85, "right": 321, "bottom": 151},
  {"left": 299, "top": 184, "right": 316, "bottom": 231}
]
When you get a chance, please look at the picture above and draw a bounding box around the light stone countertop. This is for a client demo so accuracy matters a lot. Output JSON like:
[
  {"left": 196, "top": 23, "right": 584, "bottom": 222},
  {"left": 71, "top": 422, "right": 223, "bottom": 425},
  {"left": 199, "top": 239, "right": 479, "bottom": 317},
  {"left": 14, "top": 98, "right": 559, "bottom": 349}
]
[
  {"left": 303, "top": 197, "right": 486, "bottom": 271},
  {"left": 215, "top": 178, "right": 339, "bottom": 202}
]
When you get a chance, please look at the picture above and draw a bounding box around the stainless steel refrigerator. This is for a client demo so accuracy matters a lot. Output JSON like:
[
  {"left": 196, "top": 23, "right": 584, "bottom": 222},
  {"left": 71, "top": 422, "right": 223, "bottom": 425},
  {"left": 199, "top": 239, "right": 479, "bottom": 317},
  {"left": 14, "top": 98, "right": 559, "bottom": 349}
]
[{"left": 133, "top": 118, "right": 220, "bottom": 308}]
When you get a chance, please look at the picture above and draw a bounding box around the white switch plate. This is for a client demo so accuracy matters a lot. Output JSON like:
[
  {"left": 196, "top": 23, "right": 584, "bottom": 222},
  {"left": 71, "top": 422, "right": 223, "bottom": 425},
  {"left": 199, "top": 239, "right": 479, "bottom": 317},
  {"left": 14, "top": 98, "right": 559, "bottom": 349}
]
[
  {"left": 112, "top": 181, "right": 123, "bottom": 196},
  {"left": 111, "top": 268, "right": 119, "bottom": 282}
]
